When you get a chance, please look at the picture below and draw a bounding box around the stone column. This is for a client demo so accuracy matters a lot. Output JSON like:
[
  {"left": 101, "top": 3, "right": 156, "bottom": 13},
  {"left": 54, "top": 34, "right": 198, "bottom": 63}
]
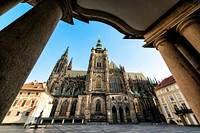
[
  {"left": 154, "top": 34, "right": 200, "bottom": 122},
  {"left": 116, "top": 109, "right": 120, "bottom": 123},
  {"left": 123, "top": 109, "right": 127, "bottom": 123},
  {"left": 0, "top": 0, "right": 23, "bottom": 16},
  {"left": 175, "top": 37, "right": 200, "bottom": 74},
  {"left": 0, "top": 0, "right": 72, "bottom": 123},
  {"left": 176, "top": 14, "right": 200, "bottom": 53}
]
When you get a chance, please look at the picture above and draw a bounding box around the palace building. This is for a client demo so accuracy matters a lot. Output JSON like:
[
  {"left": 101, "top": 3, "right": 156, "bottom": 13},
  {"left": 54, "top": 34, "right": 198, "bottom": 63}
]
[
  {"left": 45, "top": 39, "right": 161, "bottom": 124},
  {"left": 2, "top": 81, "right": 53, "bottom": 125},
  {"left": 155, "top": 76, "right": 199, "bottom": 126}
]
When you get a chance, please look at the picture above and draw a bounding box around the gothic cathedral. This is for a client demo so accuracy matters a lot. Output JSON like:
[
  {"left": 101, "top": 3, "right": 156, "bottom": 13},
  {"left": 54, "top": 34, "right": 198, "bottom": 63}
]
[{"left": 47, "top": 38, "right": 161, "bottom": 123}]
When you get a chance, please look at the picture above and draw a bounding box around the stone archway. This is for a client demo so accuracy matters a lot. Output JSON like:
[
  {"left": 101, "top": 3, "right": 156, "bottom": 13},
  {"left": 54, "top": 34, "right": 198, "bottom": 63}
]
[
  {"left": 91, "top": 97, "right": 106, "bottom": 114},
  {"left": 119, "top": 106, "right": 124, "bottom": 123},
  {"left": 70, "top": 100, "right": 77, "bottom": 117},
  {"left": 112, "top": 106, "right": 117, "bottom": 123},
  {"left": 50, "top": 99, "right": 58, "bottom": 117},
  {"left": 126, "top": 106, "right": 131, "bottom": 122}
]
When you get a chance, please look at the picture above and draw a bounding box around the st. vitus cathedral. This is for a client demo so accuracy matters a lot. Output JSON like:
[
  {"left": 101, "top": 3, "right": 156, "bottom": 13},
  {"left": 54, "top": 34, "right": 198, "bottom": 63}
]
[{"left": 47, "top": 39, "right": 162, "bottom": 123}]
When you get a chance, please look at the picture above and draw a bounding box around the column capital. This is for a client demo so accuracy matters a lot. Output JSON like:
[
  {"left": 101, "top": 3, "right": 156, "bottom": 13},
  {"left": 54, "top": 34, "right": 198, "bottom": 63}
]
[
  {"left": 153, "top": 34, "right": 170, "bottom": 50},
  {"left": 153, "top": 31, "right": 180, "bottom": 50},
  {"left": 57, "top": 0, "right": 73, "bottom": 24},
  {"left": 176, "top": 14, "right": 200, "bottom": 35}
]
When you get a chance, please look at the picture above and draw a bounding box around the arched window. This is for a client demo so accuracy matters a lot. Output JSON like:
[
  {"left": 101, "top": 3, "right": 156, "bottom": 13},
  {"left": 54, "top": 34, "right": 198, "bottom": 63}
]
[
  {"left": 109, "top": 76, "right": 122, "bottom": 92},
  {"left": 96, "top": 57, "right": 102, "bottom": 68},
  {"left": 96, "top": 76, "right": 101, "bottom": 88},
  {"left": 96, "top": 100, "right": 101, "bottom": 112},
  {"left": 70, "top": 100, "right": 77, "bottom": 116},
  {"left": 97, "top": 62, "right": 101, "bottom": 67},
  {"left": 59, "top": 100, "right": 68, "bottom": 116},
  {"left": 112, "top": 97, "right": 115, "bottom": 100}
]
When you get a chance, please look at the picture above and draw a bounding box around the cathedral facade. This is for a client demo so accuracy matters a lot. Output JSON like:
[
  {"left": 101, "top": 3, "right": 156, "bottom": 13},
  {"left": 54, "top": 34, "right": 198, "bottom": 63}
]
[{"left": 47, "top": 39, "right": 161, "bottom": 124}]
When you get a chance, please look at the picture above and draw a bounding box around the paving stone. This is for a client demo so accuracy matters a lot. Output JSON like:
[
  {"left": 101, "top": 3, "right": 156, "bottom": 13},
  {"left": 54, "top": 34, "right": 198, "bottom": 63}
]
[{"left": 0, "top": 123, "right": 200, "bottom": 133}]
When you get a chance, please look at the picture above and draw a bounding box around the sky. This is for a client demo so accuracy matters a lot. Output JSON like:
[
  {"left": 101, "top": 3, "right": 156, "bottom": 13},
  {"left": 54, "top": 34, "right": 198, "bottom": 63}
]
[{"left": 0, "top": 3, "right": 172, "bottom": 83}]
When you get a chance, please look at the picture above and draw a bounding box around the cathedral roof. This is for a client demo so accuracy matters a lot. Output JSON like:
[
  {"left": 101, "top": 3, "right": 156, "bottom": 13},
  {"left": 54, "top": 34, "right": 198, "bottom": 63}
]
[
  {"left": 109, "top": 61, "right": 118, "bottom": 69},
  {"left": 127, "top": 72, "right": 146, "bottom": 80},
  {"left": 66, "top": 70, "right": 87, "bottom": 77},
  {"left": 65, "top": 69, "right": 146, "bottom": 81}
]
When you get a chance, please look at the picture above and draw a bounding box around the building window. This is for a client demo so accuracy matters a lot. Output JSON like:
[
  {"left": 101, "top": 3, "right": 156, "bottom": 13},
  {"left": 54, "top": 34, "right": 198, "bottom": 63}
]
[
  {"left": 59, "top": 100, "right": 68, "bottom": 116},
  {"left": 13, "top": 100, "right": 18, "bottom": 106},
  {"left": 19, "top": 92, "right": 22, "bottom": 95},
  {"left": 96, "top": 100, "right": 101, "bottom": 112},
  {"left": 97, "top": 62, "right": 101, "bottom": 67},
  {"left": 25, "top": 112, "right": 30, "bottom": 116},
  {"left": 96, "top": 77, "right": 101, "bottom": 88},
  {"left": 181, "top": 103, "right": 188, "bottom": 110},
  {"left": 124, "top": 97, "right": 127, "bottom": 100},
  {"left": 176, "top": 93, "right": 182, "bottom": 99},
  {"left": 21, "top": 100, "right": 26, "bottom": 107},
  {"left": 166, "top": 88, "right": 169, "bottom": 92},
  {"left": 36, "top": 92, "right": 39, "bottom": 95},
  {"left": 161, "top": 97, "right": 165, "bottom": 104},
  {"left": 168, "top": 95, "right": 174, "bottom": 101},
  {"left": 16, "top": 111, "right": 20, "bottom": 116},
  {"left": 109, "top": 76, "right": 122, "bottom": 92},
  {"left": 27, "top": 92, "right": 30, "bottom": 95},
  {"left": 112, "top": 97, "right": 115, "bottom": 100},
  {"left": 164, "top": 106, "right": 171, "bottom": 117},
  {"left": 31, "top": 100, "right": 35, "bottom": 107},
  {"left": 173, "top": 104, "right": 179, "bottom": 111},
  {"left": 7, "top": 111, "right": 11, "bottom": 116}
]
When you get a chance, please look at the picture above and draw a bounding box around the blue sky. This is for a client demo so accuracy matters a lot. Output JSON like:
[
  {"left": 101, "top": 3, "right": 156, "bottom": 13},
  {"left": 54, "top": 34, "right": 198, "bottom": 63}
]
[{"left": 0, "top": 3, "right": 171, "bottom": 83}]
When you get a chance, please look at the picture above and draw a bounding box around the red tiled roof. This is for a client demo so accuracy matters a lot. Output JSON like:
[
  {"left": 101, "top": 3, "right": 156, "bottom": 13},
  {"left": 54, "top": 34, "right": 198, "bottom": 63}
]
[
  {"left": 154, "top": 76, "right": 176, "bottom": 91},
  {"left": 22, "top": 80, "right": 46, "bottom": 91}
]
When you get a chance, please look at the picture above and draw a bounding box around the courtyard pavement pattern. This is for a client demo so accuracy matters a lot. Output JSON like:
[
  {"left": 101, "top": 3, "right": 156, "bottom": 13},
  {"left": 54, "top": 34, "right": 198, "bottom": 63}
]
[{"left": 0, "top": 123, "right": 200, "bottom": 133}]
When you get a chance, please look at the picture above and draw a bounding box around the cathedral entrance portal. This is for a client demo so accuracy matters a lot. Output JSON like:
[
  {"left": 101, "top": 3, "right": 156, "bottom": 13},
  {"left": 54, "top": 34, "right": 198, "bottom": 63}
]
[
  {"left": 112, "top": 106, "right": 117, "bottom": 123},
  {"left": 119, "top": 106, "right": 124, "bottom": 123}
]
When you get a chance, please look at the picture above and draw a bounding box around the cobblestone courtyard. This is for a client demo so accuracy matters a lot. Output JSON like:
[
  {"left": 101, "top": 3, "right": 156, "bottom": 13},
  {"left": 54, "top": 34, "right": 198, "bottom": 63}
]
[{"left": 0, "top": 123, "right": 200, "bottom": 133}]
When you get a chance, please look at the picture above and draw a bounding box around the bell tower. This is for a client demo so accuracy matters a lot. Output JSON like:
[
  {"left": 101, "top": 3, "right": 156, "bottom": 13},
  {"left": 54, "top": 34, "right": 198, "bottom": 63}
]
[
  {"left": 85, "top": 38, "right": 109, "bottom": 121},
  {"left": 85, "top": 38, "right": 109, "bottom": 92}
]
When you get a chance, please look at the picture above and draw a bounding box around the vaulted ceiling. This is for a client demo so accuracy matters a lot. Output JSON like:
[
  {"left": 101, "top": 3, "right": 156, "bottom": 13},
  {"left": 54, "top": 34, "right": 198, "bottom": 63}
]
[
  {"left": 72, "top": 0, "right": 181, "bottom": 38},
  {"left": 28, "top": 0, "right": 199, "bottom": 41}
]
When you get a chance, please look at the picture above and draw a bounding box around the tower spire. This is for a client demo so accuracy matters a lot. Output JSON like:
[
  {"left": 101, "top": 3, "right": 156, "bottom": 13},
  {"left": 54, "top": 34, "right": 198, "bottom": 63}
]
[
  {"left": 63, "top": 46, "right": 69, "bottom": 57},
  {"left": 68, "top": 57, "right": 73, "bottom": 70},
  {"left": 96, "top": 37, "right": 102, "bottom": 50}
]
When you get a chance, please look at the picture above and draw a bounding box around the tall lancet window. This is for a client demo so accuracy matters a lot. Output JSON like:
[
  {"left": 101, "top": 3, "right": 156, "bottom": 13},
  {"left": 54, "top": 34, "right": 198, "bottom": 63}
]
[
  {"left": 96, "top": 100, "right": 101, "bottom": 112},
  {"left": 109, "top": 76, "right": 122, "bottom": 92},
  {"left": 96, "top": 57, "right": 102, "bottom": 68},
  {"left": 97, "top": 62, "right": 101, "bottom": 67},
  {"left": 96, "top": 76, "right": 101, "bottom": 88},
  {"left": 59, "top": 100, "right": 68, "bottom": 116}
]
